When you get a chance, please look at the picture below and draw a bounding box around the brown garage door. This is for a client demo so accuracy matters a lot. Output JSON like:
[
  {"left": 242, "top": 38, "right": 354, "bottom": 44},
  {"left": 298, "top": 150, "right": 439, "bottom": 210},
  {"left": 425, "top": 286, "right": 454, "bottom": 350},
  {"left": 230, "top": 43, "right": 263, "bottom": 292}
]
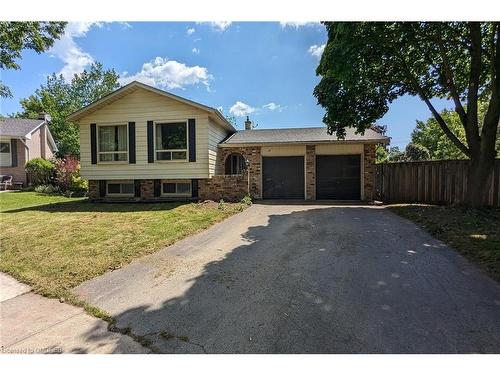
[
  {"left": 262, "top": 156, "right": 304, "bottom": 199},
  {"left": 316, "top": 155, "right": 361, "bottom": 200}
]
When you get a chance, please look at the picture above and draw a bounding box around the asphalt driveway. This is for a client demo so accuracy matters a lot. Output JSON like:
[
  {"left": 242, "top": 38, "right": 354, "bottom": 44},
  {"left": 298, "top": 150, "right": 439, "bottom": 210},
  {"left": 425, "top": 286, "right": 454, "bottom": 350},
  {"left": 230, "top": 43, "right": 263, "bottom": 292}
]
[{"left": 74, "top": 203, "right": 500, "bottom": 353}]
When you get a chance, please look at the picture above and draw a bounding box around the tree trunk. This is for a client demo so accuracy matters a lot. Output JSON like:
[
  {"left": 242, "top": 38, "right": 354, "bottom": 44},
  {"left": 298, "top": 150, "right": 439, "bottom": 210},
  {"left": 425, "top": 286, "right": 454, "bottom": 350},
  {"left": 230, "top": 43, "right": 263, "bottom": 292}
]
[{"left": 466, "top": 151, "right": 495, "bottom": 207}]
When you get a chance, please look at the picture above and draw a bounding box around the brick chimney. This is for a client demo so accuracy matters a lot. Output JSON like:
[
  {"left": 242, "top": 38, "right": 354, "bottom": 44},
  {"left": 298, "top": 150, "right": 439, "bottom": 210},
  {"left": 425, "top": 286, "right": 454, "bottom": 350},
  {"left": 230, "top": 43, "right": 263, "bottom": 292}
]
[{"left": 244, "top": 116, "right": 252, "bottom": 130}]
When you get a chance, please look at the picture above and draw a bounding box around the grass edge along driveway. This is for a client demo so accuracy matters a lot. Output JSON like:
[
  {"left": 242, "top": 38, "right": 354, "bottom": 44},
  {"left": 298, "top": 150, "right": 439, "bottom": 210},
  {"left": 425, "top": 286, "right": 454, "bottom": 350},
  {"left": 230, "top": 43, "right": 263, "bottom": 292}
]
[
  {"left": 389, "top": 204, "right": 500, "bottom": 283},
  {"left": 0, "top": 192, "right": 249, "bottom": 319}
]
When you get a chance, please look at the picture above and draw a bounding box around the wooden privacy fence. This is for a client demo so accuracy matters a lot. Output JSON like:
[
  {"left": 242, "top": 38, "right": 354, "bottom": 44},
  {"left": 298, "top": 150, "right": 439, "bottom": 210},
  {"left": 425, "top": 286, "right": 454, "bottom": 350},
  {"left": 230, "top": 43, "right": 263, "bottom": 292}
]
[{"left": 375, "top": 159, "right": 500, "bottom": 207}]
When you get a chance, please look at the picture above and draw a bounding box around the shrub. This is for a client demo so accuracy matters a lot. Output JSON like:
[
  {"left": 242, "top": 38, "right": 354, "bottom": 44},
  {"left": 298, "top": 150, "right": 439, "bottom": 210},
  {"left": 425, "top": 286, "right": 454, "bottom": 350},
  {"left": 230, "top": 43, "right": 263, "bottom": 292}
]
[
  {"left": 218, "top": 199, "right": 226, "bottom": 210},
  {"left": 34, "top": 184, "right": 61, "bottom": 194},
  {"left": 25, "top": 158, "right": 55, "bottom": 186},
  {"left": 240, "top": 195, "right": 252, "bottom": 205},
  {"left": 54, "top": 156, "right": 88, "bottom": 196}
]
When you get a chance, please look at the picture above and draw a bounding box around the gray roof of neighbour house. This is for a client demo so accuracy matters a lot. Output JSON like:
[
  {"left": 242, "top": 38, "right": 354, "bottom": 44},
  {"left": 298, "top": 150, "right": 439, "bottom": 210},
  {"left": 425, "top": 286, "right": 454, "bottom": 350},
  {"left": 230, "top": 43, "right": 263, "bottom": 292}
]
[
  {"left": 0, "top": 118, "right": 45, "bottom": 137},
  {"left": 221, "top": 127, "right": 389, "bottom": 146}
]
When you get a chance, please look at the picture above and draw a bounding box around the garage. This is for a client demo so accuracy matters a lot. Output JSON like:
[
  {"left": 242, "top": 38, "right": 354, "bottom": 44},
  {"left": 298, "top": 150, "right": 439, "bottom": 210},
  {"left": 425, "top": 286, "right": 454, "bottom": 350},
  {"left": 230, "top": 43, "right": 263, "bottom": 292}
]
[
  {"left": 262, "top": 156, "right": 304, "bottom": 199},
  {"left": 316, "top": 155, "right": 361, "bottom": 200}
]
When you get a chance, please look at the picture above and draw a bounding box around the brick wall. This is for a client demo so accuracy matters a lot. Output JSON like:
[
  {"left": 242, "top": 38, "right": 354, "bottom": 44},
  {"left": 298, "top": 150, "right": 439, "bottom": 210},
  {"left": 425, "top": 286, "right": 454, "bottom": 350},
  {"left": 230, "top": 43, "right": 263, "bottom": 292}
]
[
  {"left": 140, "top": 180, "right": 154, "bottom": 199},
  {"left": 305, "top": 145, "right": 316, "bottom": 200},
  {"left": 363, "top": 144, "right": 376, "bottom": 201},
  {"left": 217, "top": 146, "right": 262, "bottom": 199},
  {"left": 88, "top": 180, "right": 99, "bottom": 199},
  {"left": 199, "top": 175, "right": 248, "bottom": 201}
]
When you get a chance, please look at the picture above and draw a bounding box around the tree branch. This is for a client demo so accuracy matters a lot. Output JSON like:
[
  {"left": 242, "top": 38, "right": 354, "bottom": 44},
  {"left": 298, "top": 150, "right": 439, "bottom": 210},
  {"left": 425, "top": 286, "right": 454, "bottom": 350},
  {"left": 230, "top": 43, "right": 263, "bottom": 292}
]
[{"left": 400, "top": 61, "right": 471, "bottom": 157}]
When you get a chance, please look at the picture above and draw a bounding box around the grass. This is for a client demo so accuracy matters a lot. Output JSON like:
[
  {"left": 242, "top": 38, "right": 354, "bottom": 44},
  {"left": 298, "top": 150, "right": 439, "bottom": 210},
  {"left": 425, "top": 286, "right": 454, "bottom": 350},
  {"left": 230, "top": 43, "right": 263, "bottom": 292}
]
[
  {"left": 0, "top": 192, "right": 248, "bottom": 307},
  {"left": 389, "top": 204, "right": 500, "bottom": 282}
]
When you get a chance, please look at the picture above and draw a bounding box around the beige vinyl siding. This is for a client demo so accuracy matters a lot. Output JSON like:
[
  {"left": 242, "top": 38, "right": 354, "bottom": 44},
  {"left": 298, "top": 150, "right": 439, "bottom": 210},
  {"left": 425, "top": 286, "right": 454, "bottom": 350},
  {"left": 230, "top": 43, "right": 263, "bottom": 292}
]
[
  {"left": 79, "top": 88, "right": 212, "bottom": 180},
  {"left": 261, "top": 145, "right": 306, "bottom": 156},
  {"left": 208, "top": 119, "right": 231, "bottom": 177},
  {"left": 315, "top": 143, "right": 364, "bottom": 155}
]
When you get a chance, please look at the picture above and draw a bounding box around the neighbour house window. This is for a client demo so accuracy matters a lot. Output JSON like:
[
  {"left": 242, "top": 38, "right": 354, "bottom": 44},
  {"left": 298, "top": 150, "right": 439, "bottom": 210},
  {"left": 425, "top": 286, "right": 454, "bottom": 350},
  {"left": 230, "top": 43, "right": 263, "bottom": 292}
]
[
  {"left": 106, "top": 180, "right": 134, "bottom": 196},
  {"left": 0, "top": 141, "right": 12, "bottom": 167},
  {"left": 162, "top": 180, "right": 192, "bottom": 196},
  {"left": 155, "top": 122, "right": 188, "bottom": 161},
  {"left": 225, "top": 153, "right": 246, "bottom": 175},
  {"left": 98, "top": 124, "right": 128, "bottom": 162}
]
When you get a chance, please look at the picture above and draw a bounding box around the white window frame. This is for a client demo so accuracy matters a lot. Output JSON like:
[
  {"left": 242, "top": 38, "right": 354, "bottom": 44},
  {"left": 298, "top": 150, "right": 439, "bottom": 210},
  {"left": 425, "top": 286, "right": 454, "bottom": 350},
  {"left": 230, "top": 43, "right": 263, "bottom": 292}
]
[
  {"left": 0, "top": 139, "right": 12, "bottom": 168},
  {"left": 161, "top": 180, "right": 192, "bottom": 196},
  {"left": 97, "top": 123, "right": 128, "bottom": 164},
  {"left": 154, "top": 120, "right": 188, "bottom": 162},
  {"left": 106, "top": 180, "right": 135, "bottom": 197}
]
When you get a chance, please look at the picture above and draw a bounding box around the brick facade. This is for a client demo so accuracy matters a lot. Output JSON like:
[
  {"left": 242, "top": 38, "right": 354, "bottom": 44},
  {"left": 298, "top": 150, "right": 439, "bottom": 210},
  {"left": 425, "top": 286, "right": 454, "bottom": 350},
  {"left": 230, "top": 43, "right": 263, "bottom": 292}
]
[
  {"left": 140, "top": 180, "right": 154, "bottom": 199},
  {"left": 86, "top": 143, "right": 379, "bottom": 202},
  {"left": 217, "top": 146, "right": 262, "bottom": 199},
  {"left": 88, "top": 180, "right": 100, "bottom": 200},
  {"left": 305, "top": 145, "right": 316, "bottom": 200},
  {"left": 363, "top": 144, "right": 376, "bottom": 201},
  {"left": 198, "top": 175, "right": 248, "bottom": 201}
]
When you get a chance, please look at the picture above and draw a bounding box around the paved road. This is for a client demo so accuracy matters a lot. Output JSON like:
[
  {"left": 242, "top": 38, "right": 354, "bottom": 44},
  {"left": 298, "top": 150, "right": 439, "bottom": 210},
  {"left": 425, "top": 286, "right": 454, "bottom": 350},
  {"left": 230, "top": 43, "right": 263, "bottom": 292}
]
[{"left": 75, "top": 203, "right": 500, "bottom": 353}]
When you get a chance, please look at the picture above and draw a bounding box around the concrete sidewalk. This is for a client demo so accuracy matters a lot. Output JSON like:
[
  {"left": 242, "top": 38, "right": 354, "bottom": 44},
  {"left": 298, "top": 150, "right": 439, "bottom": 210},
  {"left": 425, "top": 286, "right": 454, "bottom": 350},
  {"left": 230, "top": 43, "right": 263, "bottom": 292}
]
[{"left": 0, "top": 273, "right": 148, "bottom": 354}]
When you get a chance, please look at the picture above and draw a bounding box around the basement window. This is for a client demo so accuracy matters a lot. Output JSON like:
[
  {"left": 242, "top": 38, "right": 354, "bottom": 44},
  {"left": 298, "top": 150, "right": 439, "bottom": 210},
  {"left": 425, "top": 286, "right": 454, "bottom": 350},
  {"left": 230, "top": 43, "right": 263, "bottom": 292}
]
[
  {"left": 106, "top": 180, "right": 134, "bottom": 196},
  {"left": 162, "top": 180, "right": 192, "bottom": 196}
]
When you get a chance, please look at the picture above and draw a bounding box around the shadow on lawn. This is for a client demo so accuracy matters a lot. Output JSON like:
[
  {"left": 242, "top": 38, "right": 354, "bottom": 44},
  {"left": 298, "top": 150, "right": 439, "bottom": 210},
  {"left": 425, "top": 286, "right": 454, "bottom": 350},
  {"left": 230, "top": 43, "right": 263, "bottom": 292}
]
[
  {"left": 74, "top": 205, "right": 500, "bottom": 353},
  {"left": 2, "top": 199, "right": 189, "bottom": 214}
]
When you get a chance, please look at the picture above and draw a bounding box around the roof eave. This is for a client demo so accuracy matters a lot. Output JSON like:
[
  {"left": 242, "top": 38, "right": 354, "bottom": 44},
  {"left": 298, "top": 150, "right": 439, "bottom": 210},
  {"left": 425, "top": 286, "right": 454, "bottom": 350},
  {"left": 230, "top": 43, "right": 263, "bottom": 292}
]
[{"left": 219, "top": 138, "right": 390, "bottom": 147}]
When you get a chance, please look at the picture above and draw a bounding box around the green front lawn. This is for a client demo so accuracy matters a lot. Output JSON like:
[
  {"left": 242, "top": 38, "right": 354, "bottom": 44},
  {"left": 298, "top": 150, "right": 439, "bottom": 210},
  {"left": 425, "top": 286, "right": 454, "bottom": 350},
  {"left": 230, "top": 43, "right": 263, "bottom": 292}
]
[
  {"left": 389, "top": 204, "right": 500, "bottom": 282},
  {"left": 0, "top": 192, "right": 247, "bottom": 310}
]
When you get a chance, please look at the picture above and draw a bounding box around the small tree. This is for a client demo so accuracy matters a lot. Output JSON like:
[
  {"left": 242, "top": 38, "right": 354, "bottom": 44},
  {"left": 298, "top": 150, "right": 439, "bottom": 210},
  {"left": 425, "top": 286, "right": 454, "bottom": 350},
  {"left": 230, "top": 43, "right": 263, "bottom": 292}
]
[{"left": 404, "top": 143, "right": 431, "bottom": 161}]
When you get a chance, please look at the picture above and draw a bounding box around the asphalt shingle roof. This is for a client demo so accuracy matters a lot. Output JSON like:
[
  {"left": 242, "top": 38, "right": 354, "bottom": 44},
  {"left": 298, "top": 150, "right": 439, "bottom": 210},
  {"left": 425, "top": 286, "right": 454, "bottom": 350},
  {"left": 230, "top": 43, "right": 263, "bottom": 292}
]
[
  {"left": 0, "top": 118, "right": 45, "bottom": 137},
  {"left": 221, "top": 127, "right": 389, "bottom": 145}
]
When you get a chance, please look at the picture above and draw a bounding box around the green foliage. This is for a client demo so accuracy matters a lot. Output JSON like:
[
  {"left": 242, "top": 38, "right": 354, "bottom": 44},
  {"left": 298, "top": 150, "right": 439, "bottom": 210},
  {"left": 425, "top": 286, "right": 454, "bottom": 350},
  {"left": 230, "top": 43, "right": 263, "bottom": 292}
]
[
  {"left": 34, "top": 184, "right": 61, "bottom": 195},
  {"left": 15, "top": 62, "right": 120, "bottom": 157},
  {"left": 25, "top": 158, "right": 55, "bottom": 185},
  {"left": 218, "top": 199, "right": 226, "bottom": 210},
  {"left": 410, "top": 102, "right": 499, "bottom": 160},
  {"left": 387, "top": 147, "right": 405, "bottom": 162},
  {"left": 375, "top": 145, "right": 389, "bottom": 163},
  {"left": 240, "top": 195, "right": 252, "bottom": 205},
  {"left": 404, "top": 143, "right": 431, "bottom": 161},
  {"left": 0, "top": 21, "right": 66, "bottom": 98}
]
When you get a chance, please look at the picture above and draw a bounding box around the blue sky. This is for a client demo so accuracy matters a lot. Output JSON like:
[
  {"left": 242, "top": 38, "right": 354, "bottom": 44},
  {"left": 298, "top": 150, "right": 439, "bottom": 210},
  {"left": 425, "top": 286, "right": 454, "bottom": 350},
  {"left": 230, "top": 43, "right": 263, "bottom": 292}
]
[{"left": 0, "top": 21, "right": 452, "bottom": 149}]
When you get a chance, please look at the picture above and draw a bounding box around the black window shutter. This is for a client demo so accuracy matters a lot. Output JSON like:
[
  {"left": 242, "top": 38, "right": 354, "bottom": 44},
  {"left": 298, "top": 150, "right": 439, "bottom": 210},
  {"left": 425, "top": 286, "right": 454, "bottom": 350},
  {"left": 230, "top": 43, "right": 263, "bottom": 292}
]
[
  {"left": 188, "top": 118, "right": 196, "bottom": 162},
  {"left": 99, "top": 180, "right": 106, "bottom": 198},
  {"left": 90, "top": 123, "right": 97, "bottom": 164},
  {"left": 154, "top": 179, "right": 161, "bottom": 197},
  {"left": 191, "top": 179, "right": 198, "bottom": 198},
  {"left": 147, "top": 121, "right": 154, "bottom": 163},
  {"left": 128, "top": 122, "right": 136, "bottom": 163},
  {"left": 134, "top": 179, "right": 141, "bottom": 198},
  {"left": 10, "top": 139, "right": 17, "bottom": 167}
]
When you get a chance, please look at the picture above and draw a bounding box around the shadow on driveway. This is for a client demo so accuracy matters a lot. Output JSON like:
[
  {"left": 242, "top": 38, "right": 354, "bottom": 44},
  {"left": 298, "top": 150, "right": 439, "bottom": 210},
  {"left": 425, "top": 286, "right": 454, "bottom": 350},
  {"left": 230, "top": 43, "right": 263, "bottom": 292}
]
[{"left": 75, "top": 204, "right": 500, "bottom": 353}]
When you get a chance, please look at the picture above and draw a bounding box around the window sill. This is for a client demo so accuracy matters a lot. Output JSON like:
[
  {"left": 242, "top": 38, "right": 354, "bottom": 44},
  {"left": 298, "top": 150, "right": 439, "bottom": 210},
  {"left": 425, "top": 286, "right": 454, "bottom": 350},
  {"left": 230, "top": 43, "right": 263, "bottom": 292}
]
[
  {"left": 97, "top": 161, "right": 129, "bottom": 165},
  {"left": 155, "top": 160, "right": 189, "bottom": 163}
]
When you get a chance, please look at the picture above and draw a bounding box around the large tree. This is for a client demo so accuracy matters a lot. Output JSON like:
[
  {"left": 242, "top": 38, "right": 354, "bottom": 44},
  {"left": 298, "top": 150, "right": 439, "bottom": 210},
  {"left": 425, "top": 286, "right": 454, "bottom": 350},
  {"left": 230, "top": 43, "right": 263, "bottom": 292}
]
[
  {"left": 16, "top": 62, "right": 120, "bottom": 156},
  {"left": 314, "top": 22, "right": 500, "bottom": 207},
  {"left": 0, "top": 21, "right": 66, "bottom": 97}
]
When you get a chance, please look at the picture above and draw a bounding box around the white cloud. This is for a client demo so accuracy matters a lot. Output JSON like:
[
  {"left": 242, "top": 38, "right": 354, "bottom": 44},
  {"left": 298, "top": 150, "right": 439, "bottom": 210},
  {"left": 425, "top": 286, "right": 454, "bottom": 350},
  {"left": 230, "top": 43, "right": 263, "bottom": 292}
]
[
  {"left": 308, "top": 44, "right": 325, "bottom": 59},
  {"left": 187, "top": 27, "right": 195, "bottom": 35},
  {"left": 217, "top": 106, "right": 224, "bottom": 112},
  {"left": 50, "top": 22, "right": 102, "bottom": 81},
  {"left": 263, "top": 102, "right": 284, "bottom": 112},
  {"left": 119, "top": 57, "right": 213, "bottom": 90},
  {"left": 197, "top": 21, "right": 232, "bottom": 31},
  {"left": 192, "top": 47, "right": 200, "bottom": 54},
  {"left": 229, "top": 101, "right": 256, "bottom": 117},
  {"left": 280, "top": 22, "right": 320, "bottom": 28}
]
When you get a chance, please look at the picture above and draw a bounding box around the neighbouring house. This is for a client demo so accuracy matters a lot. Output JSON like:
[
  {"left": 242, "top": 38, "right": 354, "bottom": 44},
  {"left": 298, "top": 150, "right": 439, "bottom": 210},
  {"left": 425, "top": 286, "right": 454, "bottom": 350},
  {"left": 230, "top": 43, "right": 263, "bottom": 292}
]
[
  {"left": 0, "top": 114, "right": 58, "bottom": 186},
  {"left": 67, "top": 81, "right": 389, "bottom": 202}
]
